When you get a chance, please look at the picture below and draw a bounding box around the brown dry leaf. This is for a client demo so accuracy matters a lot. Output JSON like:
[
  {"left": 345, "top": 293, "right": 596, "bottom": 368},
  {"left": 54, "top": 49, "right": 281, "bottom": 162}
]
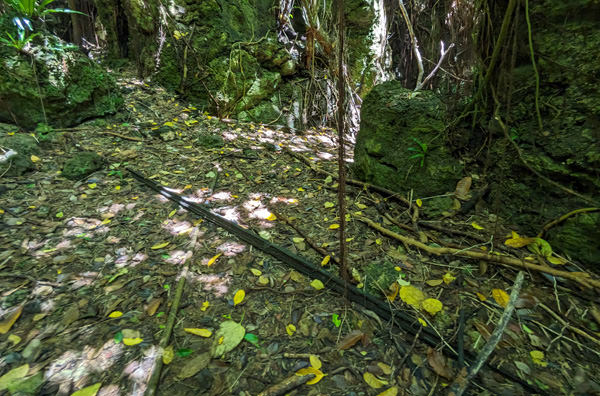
[
  {"left": 455, "top": 176, "right": 472, "bottom": 200},
  {"left": 145, "top": 298, "right": 162, "bottom": 316},
  {"left": 427, "top": 348, "right": 453, "bottom": 379},
  {"left": 386, "top": 282, "right": 399, "bottom": 301},
  {"left": 0, "top": 304, "right": 23, "bottom": 334},
  {"left": 473, "top": 321, "right": 492, "bottom": 341},
  {"left": 337, "top": 330, "right": 365, "bottom": 350}
]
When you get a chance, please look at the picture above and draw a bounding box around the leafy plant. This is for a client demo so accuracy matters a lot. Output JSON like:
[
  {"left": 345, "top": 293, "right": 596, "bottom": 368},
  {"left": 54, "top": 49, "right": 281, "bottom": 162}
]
[
  {"left": 407, "top": 137, "right": 428, "bottom": 167},
  {"left": 4, "top": 0, "right": 86, "bottom": 19},
  {"left": 0, "top": 28, "right": 38, "bottom": 51}
]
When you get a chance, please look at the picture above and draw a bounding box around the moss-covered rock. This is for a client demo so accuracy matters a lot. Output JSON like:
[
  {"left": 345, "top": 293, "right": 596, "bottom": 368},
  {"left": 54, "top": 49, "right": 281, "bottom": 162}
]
[
  {"left": 0, "top": 133, "right": 40, "bottom": 176},
  {"left": 546, "top": 212, "right": 600, "bottom": 266},
  {"left": 353, "top": 81, "right": 462, "bottom": 196},
  {"left": 62, "top": 152, "right": 104, "bottom": 180},
  {"left": 0, "top": 34, "right": 123, "bottom": 129}
]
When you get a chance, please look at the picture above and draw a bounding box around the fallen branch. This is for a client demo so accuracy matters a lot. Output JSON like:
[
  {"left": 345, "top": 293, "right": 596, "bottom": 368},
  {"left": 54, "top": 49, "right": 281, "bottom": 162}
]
[
  {"left": 448, "top": 271, "right": 525, "bottom": 396},
  {"left": 144, "top": 270, "right": 187, "bottom": 396},
  {"left": 356, "top": 215, "right": 600, "bottom": 290}
]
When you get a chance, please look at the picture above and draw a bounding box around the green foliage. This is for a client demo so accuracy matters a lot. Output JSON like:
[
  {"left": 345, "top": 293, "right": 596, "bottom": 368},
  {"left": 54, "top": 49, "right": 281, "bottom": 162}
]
[
  {"left": 4, "top": 0, "right": 86, "bottom": 19},
  {"left": 407, "top": 137, "right": 428, "bottom": 167}
]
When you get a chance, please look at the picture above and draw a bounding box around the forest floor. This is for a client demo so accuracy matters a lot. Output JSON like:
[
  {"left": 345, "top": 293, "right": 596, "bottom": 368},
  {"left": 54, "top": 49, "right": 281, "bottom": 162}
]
[{"left": 1, "top": 76, "right": 600, "bottom": 396}]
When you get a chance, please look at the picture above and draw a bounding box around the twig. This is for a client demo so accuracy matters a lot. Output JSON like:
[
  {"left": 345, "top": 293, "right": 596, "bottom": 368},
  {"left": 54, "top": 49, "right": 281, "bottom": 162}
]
[
  {"left": 102, "top": 131, "right": 144, "bottom": 142},
  {"left": 256, "top": 372, "right": 316, "bottom": 396},
  {"left": 144, "top": 270, "right": 187, "bottom": 396},
  {"left": 537, "top": 207, "right": 600, "bottom": 238},
  {"left": 448, "top": 271, "right": 525, "bottom": 396},
  {"left": 356, "top": 214, "right": 600, "bottom": 289}
]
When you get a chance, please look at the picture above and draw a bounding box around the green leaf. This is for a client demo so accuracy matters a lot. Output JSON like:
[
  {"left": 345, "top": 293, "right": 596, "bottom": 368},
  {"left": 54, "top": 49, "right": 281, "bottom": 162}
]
[
  {"left": 332, "top": 314, "right": 341, "bottom": 327},
  {"left": 176, "top": 348, "right": 193, "bottom": 357},
  {"left": 244, "top": 333, "right": 259, "bottom": 346}
]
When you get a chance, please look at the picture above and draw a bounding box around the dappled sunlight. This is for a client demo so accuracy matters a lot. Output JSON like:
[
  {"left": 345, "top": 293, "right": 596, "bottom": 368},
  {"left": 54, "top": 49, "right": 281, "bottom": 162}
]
[
  {"left": 210, "top": 191, "right": 236, "bottom": 202},
  {"left": 316, "top": 151, "right": 334, "bottom": 160},
  {"left": 97, "top": 384, "right": 121, "bottom": 396},
  {"left": 162, "top": 219, "right": 195, "bottom": 236},
  {"left": 164, "top": 249, "right": 193, "bottom": 266},
  {"left": 114, "top": 248, "right": 148, "bottom": 268},
  {"left": 63, "top": 217, "right": 110, "bottom": 238},
  {"left": 216, "top": 241, "right": 246, "bottom": 256},
  {"left": 213, "top": 206, "right": 243, "bottom": 224},
  {"left": 189, "top": 272, "right": 232, "bottom": 297},
  {"left": 97, "top": 203, "right": 127, "bottom": 217},
  {"left": 122, "top": 346, "right": 158, "bottom": 396},
  {"left": 45, "top": 340, "right": 123, "bottom": 394},
  {"left": 70, "top": 272, "right": 99, "bottom": 289},
  {"left": 269, "top": 196, "right": 299, "bottom": 205}
]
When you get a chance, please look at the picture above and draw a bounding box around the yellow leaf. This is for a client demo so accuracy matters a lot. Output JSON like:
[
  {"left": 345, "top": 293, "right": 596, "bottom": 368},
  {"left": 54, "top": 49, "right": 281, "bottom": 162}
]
[
  {"left": 286, "top": 324, "right": 296, "bottom": 336},
  {"left": 292, "top": 237, "right": 305, "bottom": 243},
  {"left": 0, "top": 305, "right": 23, "bottom": 334},
  {"left": 399, "top": 285, "right": 425, "bottom": 308},
  {"left": 101, "top": 218, "right": 111, "bottom": 225},
  {"left": 375, "top": 238, "right": 382, "bottom": 245},
  {"left": 250, "top": 268, "right": 262, "bottom": 276},
  {"left": 471, "top": 222, "right": 484, "bottom": 230},
  {"left": 324, "top": 202, "right": 335, "bottom": 208},
  {"left": 266, "top": 213, "right": 277, "bottom": 221},
  {"left": 421, "top": 298, "right": 443, "bottom": 315},
  {"left": 547, "top": 256, "right": 566, "bottom": 265},
  {"left": 310, "top": 279, "right": 325, "bottom": 290},
  {"left": 0, "top": 364, "right": 29, "bottom": 390},
  {"left": 151, "top": 242, "right": 170, "bottom": 250},
  {"left": 108, "top": 311, "right": 123, "bottom": 318},
  {"left": 530, "top": 350, "right": 547, "bottom": 367},
  {"left": 201, "top": 301, "right": 210, "bottom": 311},
  {"left": 492, "top": 289, "right": 510, "bottom": 308},
  {"left": 168, "top": 209, "right": 177, "bottom": 218},
  {"left": 115, "top": 185, "right": 121, "bottom": 190},
  {"left": 184, "top": 328, "right": 213, "bottom": 337},
  {"left": 296, "top": 367, "right": 325, "bottom": 385},
  {"left": 162, "top": 345, "right": 174, "bottom": 365},
  {"left": 476, "top": 292, "right": 487, "bottom": 301},
  {"left": 258, "top": 275, "right": 269, "bottom": 285},
  {"left": 88, "top": 183, "right": 97, "bottom": 189},
  {"left": 207, "top": 252, "right": 222, "bottom": 266},
  {"left": 443, "top": 272, "right": 456, "bottom": 284},
  {"left": 8, "top": 334, "right": 21, "bottom": 346},
  {"left": 355, "top": 203, "right": 367, "bottom": 209},
  {"left": 377, "top": 386, "right": 399, "bottom": 396},
  {"left": 123, "top": 337, "right": 143, "bottom": 346},
  {"left": 297, "top": 187, "right": 305, "bottom": 192},
  {"left": 233, "top": 289, "right": 245, "bottom": 306},
  {"left": 425, "top": 279, "right": 443, "bottom": 287},
  {"left": 416, "top": 199, "right": 422, "bottom": 207},
  {"left": 70, "top": 382, "right": 102, "bottom": 396},
  {"left": 321, "top": 255, "right": 331, "bottom": 266},
  {"left": 363, "top": 372, "right": 387, "bottom": 389},
  {"left": 505, "top": 235, "right": 536, "bottom": 248},
  {"left": 309, "top": 355, "right": 322, "bottom": 370},
  {"left": 329, "top": 224, "right": 340, "bottom": 229},
  {"left": 417, "top": 318, "right": 428, "bottom": 327},
  {"left": 30, "top": 154, "right": 40, "bottom": 162}
]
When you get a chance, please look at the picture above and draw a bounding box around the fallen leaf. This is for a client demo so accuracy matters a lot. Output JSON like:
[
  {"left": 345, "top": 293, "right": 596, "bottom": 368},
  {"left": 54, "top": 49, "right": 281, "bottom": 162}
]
[
  {"left": 377, "top": 387, "right": 399, "bottom": 396},
  {"left": 0, "top": 305, "right": 23, "bottom": 334},
  {"left": 250, "top": 268, "right": 262, "bottom": 276},
  {"left": 337, "top": 330, "right": 365, "bottom": 350},
  {"left": 329, "top": 224, "right": 340, "bottom": 230},
  {"left": 425, "top": 279, "right": 443, "bottom": 287},
  {"left": 324, "top": 202, "right": 335, "bottom": 208},
  {"left": 492, "top": 289, "right": 510, "bottom": 308},
  {"left": 310, "top": 279, "right": 324, "bottom": 290},
  {"left": 321, "top": 255, "right": 331, "bottom": 266},
  {"left": 207, "top": 252, "right": 222, "bottom": 266},
  {"left": 530, "top": 350, "right": 547, "bottom": 367},
  {"left": 178, "top": 352, "right": 211, "bottom": 379},
  {"left": 421, "top": 298, "right": 443, "bottom": 315},
  {"left": 310, "top": 355, "right": 322, "bottom": 370},
  {"left": 286, "top": 324, "right": 296, "bottom": 336},
  {"left": 233, "top": 289, "right": 245, "bottom": 306},
  {"left": 184, "top": 328, "right": 212, "bottom": 337},
  {"left": 145, "top": 299, "right": 161, "bottom": 316},
  {"left": 296, "top": 367, "right": 325, "bottom": 385},
  {"left": 210, "top": 321, "right": 245, "bottom": 358},
  {"left": 399, "top": 285, "right": 425, "bottom": 308},
  {"left": 0, "top": 364, "right": 29, "bottom": 391},
  {"left": 108, "top": 311, "right": 123, "bottom": 318},
  {"left": 454, "top": 176, "right": 472, "bottom": 200},
  {"left": 162, "top": 345, "right": 174, "bottom": 364},
  {"left": 151, "top": 242, "right": 170, "bottom": 250},
  {"left": 123, "top": 337, "right": 143, "bottom": 346},
  {"left": 70, "top": 383, "right": 102, "bottom": 396},
  {"left": 363, "top": 372, "right": 387, "bottom": 389},
  {"left": 266, "top": 213, "right": 277, "bottom": 221},
  {"left": 471, "top": 221, "right": 484, "bottom": 230},
  {"left": 427, "top": 347, "right": 453, "bottom": 379}
]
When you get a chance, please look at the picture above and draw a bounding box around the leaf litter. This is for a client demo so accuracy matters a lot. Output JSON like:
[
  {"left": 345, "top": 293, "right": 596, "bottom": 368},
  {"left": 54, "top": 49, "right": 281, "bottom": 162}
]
[{"left": 0, "top": 76, "right": 599, "bottom": 396}]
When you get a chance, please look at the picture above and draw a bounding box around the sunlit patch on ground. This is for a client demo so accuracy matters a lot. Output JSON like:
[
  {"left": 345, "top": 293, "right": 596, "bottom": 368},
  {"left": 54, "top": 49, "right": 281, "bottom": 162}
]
[
  {"left": 45, "top": 341, "right": 123, "bottom": 394},
  {"left": 122, "top": 346, "right": 159, "bottom": 396},
  {"left": 188, "top": 273, "right": 232, "bottom": 297},
  {"left": 164, "top": 249, "right": 193, "bottom": 265},
  {"left": 216, "top": 241, "right": 246, "bottom": 256}
]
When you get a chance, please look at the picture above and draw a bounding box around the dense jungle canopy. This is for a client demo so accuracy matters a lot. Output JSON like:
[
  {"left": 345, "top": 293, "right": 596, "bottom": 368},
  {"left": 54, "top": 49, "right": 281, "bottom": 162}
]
[{"left": 0, "top": 0, "right": 599, "bottom": 395}]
